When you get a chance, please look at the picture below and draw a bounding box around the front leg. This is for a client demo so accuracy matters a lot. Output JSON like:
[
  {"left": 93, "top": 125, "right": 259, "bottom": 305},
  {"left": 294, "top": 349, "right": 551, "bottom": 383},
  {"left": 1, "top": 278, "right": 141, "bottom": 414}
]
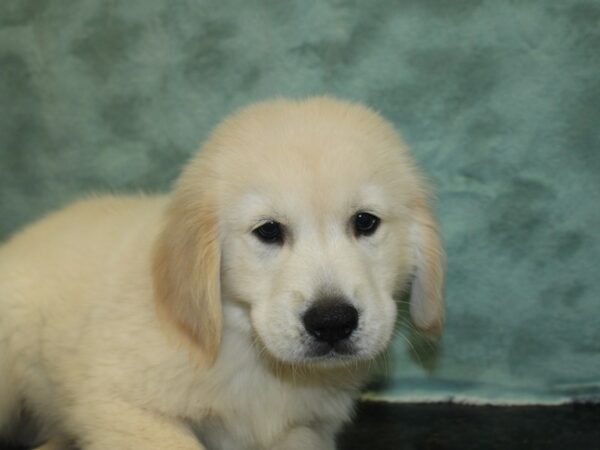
[
  {"left": 66, "top": 399, "right": 205, "bottom": 450},
  {"left": 270, "top": 425, "right": 337, "bottom": 450}
]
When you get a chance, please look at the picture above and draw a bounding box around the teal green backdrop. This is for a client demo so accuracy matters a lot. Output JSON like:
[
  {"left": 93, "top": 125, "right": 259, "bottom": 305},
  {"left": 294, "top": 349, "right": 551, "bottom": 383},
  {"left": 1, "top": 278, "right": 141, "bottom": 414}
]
[{"left": 1, "top": 0, "right": 599, "bottom": 404}]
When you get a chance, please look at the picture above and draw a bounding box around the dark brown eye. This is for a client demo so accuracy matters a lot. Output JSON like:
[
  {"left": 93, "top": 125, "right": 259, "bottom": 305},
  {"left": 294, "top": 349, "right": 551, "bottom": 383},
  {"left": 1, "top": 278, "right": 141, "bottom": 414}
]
[
  {"left": 353, "top": 212, "right": 380, "bottom": 237},
  {"left": 253, "top": 221, "right": 284, "bottom": 244}
]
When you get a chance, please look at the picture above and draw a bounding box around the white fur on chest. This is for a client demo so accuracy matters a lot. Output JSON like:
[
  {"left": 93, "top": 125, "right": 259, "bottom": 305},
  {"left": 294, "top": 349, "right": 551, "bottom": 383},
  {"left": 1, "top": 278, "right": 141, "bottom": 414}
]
[
  {"left": 190, "top": 303, "right": 358, "bottom": 449},
  {"left": 193, "top": 346, "right": 356, "bottom": 449}
]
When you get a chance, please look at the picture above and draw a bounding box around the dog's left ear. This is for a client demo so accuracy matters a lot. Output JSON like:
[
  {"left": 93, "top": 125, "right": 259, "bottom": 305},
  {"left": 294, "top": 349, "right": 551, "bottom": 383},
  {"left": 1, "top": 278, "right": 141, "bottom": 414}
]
[
  {"left": 152, "top": 186, "right": 222, "bottom": 366},
  {"left": 408, "top": 201, "right": 445, "bottom": 337}
]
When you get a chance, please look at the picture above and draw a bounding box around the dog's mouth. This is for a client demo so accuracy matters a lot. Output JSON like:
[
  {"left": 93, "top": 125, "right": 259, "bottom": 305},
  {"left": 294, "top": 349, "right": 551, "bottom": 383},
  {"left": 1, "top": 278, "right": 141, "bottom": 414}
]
[
  {"left": 305, "top": 339, "right": 355, "bottom": 358},
  {"left": 299, "top": 338, "right": 368, "bottom": 366}
]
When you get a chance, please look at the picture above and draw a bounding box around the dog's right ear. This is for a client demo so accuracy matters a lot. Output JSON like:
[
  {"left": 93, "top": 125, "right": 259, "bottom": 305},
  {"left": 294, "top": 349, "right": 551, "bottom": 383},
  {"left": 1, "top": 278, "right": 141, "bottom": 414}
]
[{"left": 152, "top": 185, "right": 222, "bottom": 366}]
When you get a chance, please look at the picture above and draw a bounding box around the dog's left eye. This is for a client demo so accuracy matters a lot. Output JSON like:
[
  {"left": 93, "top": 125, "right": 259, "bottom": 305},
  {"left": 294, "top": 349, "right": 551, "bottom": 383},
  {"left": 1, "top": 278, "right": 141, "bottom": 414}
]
[
  {"left": 253, "top": 221, "right": 284, "bottom": 244},
  {"left": 353, "top": 212, "right": 380, "bottom": 237}
]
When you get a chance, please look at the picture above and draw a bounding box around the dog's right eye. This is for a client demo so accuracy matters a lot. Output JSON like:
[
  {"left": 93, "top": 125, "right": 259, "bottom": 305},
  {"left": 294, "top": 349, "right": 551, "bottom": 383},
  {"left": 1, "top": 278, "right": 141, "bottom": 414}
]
[
  {"left": 253, "top": 221, "right": 284, "bottom": 245},
  {"left": 353, "top": 212, "right": 380, "bottom": 237}
]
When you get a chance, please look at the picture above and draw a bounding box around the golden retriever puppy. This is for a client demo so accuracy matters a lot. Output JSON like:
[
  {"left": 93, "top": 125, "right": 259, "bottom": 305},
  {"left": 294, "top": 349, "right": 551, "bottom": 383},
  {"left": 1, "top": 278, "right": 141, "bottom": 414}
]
[{"left": 0, "top": 97, "right": 444, "bottom": 450}]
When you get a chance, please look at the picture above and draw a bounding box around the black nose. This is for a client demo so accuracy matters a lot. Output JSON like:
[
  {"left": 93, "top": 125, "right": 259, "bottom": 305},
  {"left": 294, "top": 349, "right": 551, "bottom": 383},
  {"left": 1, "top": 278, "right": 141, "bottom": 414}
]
[{"left": 302, "top": 299, "right": 359, "bottom": 345}]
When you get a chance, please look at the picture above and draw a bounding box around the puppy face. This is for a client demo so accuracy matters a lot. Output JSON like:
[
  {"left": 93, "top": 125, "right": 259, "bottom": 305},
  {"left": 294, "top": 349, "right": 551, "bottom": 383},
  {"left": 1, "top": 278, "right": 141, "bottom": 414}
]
[
  {"left": 154, "top": 98, "right": 444, "bottom": 367},
  {"left": 221, "top": 185, "right": 403, "bottom": 364}
]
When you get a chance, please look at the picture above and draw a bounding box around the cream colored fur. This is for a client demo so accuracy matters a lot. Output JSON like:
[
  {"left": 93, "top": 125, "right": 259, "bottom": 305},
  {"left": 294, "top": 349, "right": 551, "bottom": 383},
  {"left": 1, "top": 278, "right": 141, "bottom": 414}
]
[{"left": 0, "top": 97, "right": 444, "bottom": 449}]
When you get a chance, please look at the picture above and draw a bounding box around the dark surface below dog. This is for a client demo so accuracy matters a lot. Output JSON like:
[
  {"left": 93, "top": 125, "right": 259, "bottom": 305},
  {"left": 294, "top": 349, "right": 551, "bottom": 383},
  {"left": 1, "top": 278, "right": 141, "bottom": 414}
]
[
  {"left": 1, "top": 401, "right": 599, "bottom": 450},
  {"left": 339, "top": 401, "right": 600, "bottom": 450}
]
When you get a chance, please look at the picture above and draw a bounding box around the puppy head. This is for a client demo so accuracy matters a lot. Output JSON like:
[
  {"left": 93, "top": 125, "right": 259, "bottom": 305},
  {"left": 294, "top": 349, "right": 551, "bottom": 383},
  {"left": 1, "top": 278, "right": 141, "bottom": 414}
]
[{"left": 153, "top": 97, "right": 444, "bottom": 367}]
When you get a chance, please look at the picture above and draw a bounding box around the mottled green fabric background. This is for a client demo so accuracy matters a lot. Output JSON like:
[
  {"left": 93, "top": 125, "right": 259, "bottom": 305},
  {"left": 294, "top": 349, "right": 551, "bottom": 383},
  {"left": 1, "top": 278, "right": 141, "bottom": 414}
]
[{"left": 1, "top": 0, "right": 599, "bottom": 404}]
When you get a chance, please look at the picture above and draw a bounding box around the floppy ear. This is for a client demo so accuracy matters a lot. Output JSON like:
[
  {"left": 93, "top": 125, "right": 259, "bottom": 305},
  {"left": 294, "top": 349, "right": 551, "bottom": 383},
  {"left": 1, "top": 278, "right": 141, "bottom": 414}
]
[
  {"left": 152, "top": 191, "right": 222, "bottom": 365},
  {"left": 408, "top": 202, "right": 445, "bottom": 337}
]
